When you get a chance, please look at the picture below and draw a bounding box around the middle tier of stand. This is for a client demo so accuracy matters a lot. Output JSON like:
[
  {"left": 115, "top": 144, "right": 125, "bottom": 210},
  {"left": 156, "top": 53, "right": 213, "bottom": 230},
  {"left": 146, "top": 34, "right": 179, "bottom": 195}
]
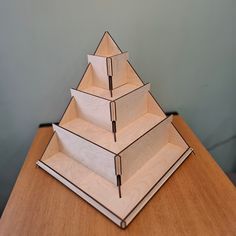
[
  {"left": 59, "top": 83, "right": 166, "bottom": 153},
  {"left": 62, "top": 113, "right": 162, "bottom": 153}
]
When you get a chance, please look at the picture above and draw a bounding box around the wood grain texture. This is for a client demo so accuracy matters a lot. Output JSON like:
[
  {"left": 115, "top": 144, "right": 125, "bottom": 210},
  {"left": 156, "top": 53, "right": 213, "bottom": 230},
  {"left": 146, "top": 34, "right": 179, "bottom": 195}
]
[
  {"left": 62, "top": 113, "right": 164, "bottom": 153},
  {"left": 81, "top": 84, "right": 140, "bottom": 100},
  {"left": 51, "top": 125, "right": 117, "bottom": 185},
  {"left": 115, "top": 83, "right": 150, "bottom": 130},
  {"left": 109, "top": 52, "right": 129, "bottom": 88},
  {"left": 119, "top": 116, "right": 174, "bottom": 183},
  {"left": 37, "top": 147, "right": 191, "bottom": 227},
  {"left": 87, "top": 55, "right": 108, "bottom": 90},
  {"left": 95, "top": 32, "right": 121, "bottom": 57},
  {"left": 70, "top": 89, "right": 112, "bottom": 131},
  {"left": 1, "top": 116, "right": 236, "bottom": 236}
]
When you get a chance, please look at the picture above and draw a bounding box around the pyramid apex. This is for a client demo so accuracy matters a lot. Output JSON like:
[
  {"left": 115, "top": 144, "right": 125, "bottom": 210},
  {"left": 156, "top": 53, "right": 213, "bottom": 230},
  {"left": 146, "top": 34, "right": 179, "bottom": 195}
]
[{"left": 94, "top": 31, "right": 122, "bottom": 57}]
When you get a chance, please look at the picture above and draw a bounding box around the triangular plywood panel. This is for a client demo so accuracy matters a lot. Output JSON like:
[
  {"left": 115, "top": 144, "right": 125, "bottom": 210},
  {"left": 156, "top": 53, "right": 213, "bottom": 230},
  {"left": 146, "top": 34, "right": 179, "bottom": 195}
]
[
  {"left": 77, "top": 61, "right": 144, "bottom": 100},
  {"left": 37, "top": 32, "right": 193, "bottom": 228},
  {"left": 95, "top": 31, "right": 122, "bottom": 57},
  {"left": 77, "top": 32, "right": 144, "bottom": 99}
]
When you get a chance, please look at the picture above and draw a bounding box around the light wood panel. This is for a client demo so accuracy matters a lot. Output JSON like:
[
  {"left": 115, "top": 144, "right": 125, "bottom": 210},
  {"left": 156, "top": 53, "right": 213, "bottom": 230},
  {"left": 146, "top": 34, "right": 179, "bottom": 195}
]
[
  {"left": 95, "top": 32, "right": 122, "bottom": 57},
  {"left": 41, "top": 132, "right": 58, "bottom": 161},
  {"left": 77, "top": 64, "right": 93, "bottom": 90},
  {"left": 37, "top": 159, "right": 123, "bottom": 227},
  {"left": 126, "top": 61, "right": 144, "bottom": 87},
  {"left": 62, "top": 113, "right": 164, "bottom": 153},
  {"left": 147, "top": 92, "right": 166, "bottom": 117},
  {"left": 119, "top": 116, "right": 174, "bottom": 183},
  {"left": 109, "top": 52, "right": 129, "bottom": 88},
  {"left": 87, "top": 55, "right": 108, "bottom": 90},
  {"left": 123, "top": 147, "right": 191, "bottom": 226},
  {"left": 52, "top": 124, "right": 117, "bottom": 185},
  {"left": 77, "top": 63, "right": 145, "bottom": 101},
  {"left": 61, "top": 83, "right": 166, "bottom": 153},
  {"left": 60, "top": 98, "right": 78, "bottom": 126},
  {"left": 169, "top": 123, "right": 189, "bottom": 149},
  {"left": 81, "top": 84, "right": 140, "bottom": 100},
  {"left": 88, "top": 52, "right": 129, "bottom": 91},
  {"left": 76, "top": 61, "right": 143, "bottom": 101},
  {"left": 77, "top": 61, "right": 144, "bottom": 101},
  {"left": 70, "top": 89, "right": 112, "bottom": 131},
  {"left": 114, "top": 84, "right": 150, "bottom": 130}
]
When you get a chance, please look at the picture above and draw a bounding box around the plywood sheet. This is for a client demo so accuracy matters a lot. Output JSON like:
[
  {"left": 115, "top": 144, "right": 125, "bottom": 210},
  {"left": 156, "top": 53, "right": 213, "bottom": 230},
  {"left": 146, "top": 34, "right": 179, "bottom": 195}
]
[
  {"left": 147, "top": 92, "right": 166, "bottom": 117},
  {"left": 88, "top": 55, "right": 108, "bottom": 89},
  {"left": 70, "top": 89, "right": 112, "bottom": 131},
  {"left": 109, "top": 52, "right": 129, "bottom": 88},
  {"left": 95, "top": 32, "right": 122, "bottom": 57},
  {"left": 81, "top": 84, "right": 140, "bottom": 101},
  {"left": 60, "top": 98, "right": 78, "bottom": 126},
  {"left": 41, "top": 132, "right": 59, "bottom": 161},
  {"left": 126, "top": 61, "right": 145, "bottom": 86},
  {"left": 52, "top": 124, "right": 117, "bottom": 185},
  {"left": 62, "top": 113, "right": 163, "bottom": 154},
  {"left": 115, "top": 83, "right": 150, "bottom": 130},
  {"left": 77, "top": 64, "right": 93, "bottom": 90},
  {"left": 119, "top": 116, "right": 173, "bottom": 183}
]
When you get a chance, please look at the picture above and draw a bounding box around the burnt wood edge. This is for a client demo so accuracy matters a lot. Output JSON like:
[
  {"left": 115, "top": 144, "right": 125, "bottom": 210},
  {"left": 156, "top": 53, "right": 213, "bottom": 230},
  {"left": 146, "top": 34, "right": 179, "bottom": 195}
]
[
  {"left": 165, "top": 111, "right": 179, "bottom": 116},
  {"left": 38, "top": 112, "right": 178, "bottom": 129},
  {"left": 38, "top": 122, "right": 59, "bottom": 128},
  {"left": 37, "top": 160, "right": 124, "bottom": 223},
  {"left": 122, "top": 147, "right": 193, "bottom": 222}
]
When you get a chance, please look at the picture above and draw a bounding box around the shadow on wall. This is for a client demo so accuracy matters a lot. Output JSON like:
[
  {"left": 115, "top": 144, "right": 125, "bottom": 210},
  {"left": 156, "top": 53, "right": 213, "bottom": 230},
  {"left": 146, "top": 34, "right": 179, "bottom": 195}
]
[{"left": 204, "top": 117, "right": 236, "bottom": 172}]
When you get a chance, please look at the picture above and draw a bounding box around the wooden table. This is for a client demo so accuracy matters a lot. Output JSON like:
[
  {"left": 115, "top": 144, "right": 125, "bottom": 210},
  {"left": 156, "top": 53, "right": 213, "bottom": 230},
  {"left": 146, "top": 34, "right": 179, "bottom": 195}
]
[{"left": 1, "top": 116, "right": 236, "bottom": 236}]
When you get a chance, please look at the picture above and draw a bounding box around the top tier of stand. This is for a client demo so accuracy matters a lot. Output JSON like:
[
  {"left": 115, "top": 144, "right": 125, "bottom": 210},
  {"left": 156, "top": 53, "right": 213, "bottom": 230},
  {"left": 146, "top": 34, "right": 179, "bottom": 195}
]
[
  {"left": 94, "top": 31, "right": 123, "bottom": 57},
  {"left": 78, "top": 32, "right": 145, "bottom": 100}
]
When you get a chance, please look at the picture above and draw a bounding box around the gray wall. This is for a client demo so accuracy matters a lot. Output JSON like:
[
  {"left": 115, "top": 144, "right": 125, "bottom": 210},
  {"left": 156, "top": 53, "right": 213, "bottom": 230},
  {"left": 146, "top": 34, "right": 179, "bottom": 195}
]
[{"left": 0, "top": 0, "right": 235, "bottom": 214}]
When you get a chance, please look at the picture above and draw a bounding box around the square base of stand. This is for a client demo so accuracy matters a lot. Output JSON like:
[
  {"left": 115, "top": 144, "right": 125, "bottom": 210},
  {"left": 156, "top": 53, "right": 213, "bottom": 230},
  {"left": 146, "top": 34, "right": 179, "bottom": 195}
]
[{"left": 36, "top": 147, "right": 192, "bottom": 228}]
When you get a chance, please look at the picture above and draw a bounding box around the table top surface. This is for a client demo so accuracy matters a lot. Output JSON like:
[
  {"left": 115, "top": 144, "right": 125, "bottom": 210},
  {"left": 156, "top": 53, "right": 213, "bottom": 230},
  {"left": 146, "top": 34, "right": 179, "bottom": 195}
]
[{"left": 0, "top": 116, "right": 236, "bottom": 236}]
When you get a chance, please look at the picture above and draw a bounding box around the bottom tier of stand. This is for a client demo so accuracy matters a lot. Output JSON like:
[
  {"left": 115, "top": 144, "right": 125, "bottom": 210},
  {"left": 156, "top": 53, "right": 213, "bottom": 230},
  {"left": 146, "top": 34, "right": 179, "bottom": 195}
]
[{"left": 37, "top": 143, "right": 192, "bottom": 228}]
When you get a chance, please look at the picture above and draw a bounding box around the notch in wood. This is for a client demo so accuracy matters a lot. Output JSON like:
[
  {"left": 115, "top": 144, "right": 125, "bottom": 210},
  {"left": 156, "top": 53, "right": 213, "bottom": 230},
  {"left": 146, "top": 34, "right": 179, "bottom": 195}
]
[
  {"left": 108, "top": 76, "right": 113, "bottom": 97},
  {"left": 112, "top": 121, "right": 117, "bottom": 142},
  {"left": 117, "top": 175, "right": 122, "bottom": 198}
]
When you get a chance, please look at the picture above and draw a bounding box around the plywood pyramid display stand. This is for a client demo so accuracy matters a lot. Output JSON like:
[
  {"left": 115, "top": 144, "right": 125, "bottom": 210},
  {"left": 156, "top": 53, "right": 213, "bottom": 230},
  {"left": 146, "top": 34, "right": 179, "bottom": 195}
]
[{"left": 37, "top": 32, "right": 193, "bottom": 228}]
